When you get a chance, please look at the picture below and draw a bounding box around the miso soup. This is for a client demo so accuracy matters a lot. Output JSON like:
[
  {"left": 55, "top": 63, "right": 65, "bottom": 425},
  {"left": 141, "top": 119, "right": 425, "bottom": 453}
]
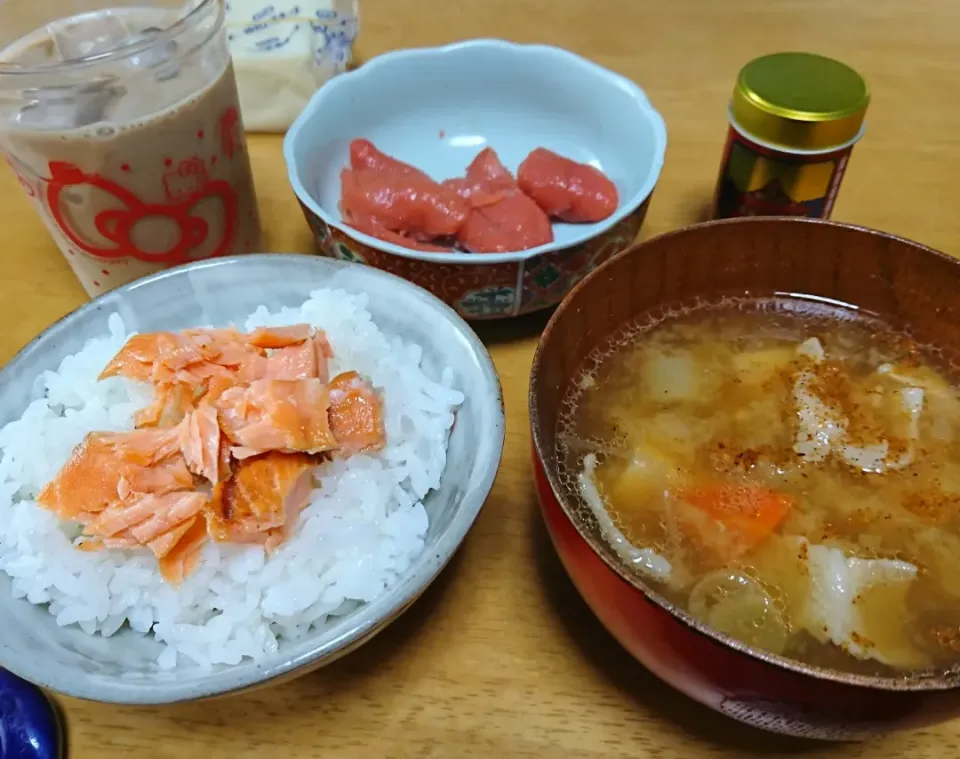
[{"left": 557, "top": 297, "right": 960, "bottom": 677}]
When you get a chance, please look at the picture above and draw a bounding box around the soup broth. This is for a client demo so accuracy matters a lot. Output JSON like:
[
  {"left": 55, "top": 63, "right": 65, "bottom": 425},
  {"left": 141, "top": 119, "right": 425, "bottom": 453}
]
[{"left": 557, "top": 297, "right": 960, "bottom": 677}]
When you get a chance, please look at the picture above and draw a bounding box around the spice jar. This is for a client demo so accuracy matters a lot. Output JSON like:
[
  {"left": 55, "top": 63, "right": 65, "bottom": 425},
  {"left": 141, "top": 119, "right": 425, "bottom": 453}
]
[{"left": 713, "top": 52, "right": 870, "bottom": 219}]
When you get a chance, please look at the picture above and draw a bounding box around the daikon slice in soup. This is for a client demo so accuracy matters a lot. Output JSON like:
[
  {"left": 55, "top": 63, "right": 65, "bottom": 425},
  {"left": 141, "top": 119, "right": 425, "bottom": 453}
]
[{"left": 556, "top": 297, "right": 960, "bottom": 677}]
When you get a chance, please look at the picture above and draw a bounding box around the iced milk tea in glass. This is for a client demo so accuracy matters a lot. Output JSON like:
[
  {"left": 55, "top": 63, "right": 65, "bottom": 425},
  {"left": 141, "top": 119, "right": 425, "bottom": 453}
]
[{"left": 0, "top": 0, "right": 261, "bottom": 296}]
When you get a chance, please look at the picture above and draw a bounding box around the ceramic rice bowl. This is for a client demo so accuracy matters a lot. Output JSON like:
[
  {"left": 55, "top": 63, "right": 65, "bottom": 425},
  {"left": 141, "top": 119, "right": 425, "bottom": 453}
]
[{"left": 0, "top": 254, "right": 504, "bottom": 704}]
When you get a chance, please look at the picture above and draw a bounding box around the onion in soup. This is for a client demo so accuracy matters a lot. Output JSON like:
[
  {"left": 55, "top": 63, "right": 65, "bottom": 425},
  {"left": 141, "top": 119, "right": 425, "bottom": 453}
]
[{"left": 557, "top": 298, "right": 960, "bottom": 676}]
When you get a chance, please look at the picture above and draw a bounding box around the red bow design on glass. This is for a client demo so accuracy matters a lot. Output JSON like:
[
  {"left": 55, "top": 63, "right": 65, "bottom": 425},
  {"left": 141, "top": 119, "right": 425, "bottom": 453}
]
[
  {"left": 46, "top": 159, "right": 237, "bottom": 265},
  {"left": 219, "top": 106, "right": 241, "bottom": 160}
]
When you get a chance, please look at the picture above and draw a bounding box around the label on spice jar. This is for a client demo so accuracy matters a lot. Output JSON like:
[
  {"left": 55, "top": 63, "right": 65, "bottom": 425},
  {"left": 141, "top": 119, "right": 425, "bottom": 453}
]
[{"left": 713, "top": 127, "right": 855, "bottom": 219}]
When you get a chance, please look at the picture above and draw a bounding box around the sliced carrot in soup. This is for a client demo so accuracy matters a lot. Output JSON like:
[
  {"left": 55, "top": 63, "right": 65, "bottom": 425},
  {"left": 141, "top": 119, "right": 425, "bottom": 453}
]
[{"left": 675, "top": 483, "right": 794, "bottom": 563}]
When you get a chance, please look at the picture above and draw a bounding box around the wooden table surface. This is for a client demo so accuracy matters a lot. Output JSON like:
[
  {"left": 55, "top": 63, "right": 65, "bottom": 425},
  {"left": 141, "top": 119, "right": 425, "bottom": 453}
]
[{"left": 3, "top": 0, "right": 960, "bottom": 756}]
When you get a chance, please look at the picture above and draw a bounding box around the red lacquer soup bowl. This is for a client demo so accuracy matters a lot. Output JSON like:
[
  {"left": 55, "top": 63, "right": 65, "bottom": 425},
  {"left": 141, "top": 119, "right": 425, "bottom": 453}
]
[{"left": 529, "top": 217, "right": 960, "bottom": 739}]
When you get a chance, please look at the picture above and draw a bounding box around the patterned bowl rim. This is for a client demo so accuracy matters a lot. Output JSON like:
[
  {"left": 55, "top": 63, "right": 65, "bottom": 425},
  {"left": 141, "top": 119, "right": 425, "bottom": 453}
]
[
  {"left": 529, "top": 216, "right": 960, "bottom": 693},
  {"left": 284, "top": 38, "right": 666, "bottom": 266}
]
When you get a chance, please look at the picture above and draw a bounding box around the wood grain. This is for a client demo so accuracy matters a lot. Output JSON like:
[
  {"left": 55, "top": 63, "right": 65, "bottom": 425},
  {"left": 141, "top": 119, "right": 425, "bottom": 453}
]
[{"left": 3, "top": 0, "right": 960, "bottom": 756}]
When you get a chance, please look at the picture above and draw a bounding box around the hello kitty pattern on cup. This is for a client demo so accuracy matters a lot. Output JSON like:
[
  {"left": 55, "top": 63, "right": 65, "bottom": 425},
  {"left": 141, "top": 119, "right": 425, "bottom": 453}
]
[{"left": 0, "top": 1, "right": 261, "bottom": 297}]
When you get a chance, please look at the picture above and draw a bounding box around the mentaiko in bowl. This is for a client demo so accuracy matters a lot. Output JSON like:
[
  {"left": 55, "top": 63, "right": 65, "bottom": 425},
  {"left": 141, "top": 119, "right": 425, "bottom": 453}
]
[
  {"left": 529, "top": 217, "right": 960, "bottom": 739},
  {"left": 0, "top": 254, "right": 505, "bottom": 704},
  {"left": 284, "top": 38, "right": 666, "bottom": 320}
]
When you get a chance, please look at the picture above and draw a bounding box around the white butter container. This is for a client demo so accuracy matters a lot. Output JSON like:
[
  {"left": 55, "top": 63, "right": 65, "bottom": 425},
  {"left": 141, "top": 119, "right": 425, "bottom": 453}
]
[{"left": 226, "top": 0, "right": 359, "bottom": 132}]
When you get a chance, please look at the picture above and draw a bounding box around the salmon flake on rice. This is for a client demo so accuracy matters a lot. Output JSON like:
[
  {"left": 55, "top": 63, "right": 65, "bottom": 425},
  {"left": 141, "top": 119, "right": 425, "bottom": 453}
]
[{"left": 0, "top": 289, "right": 463, "bottom": 669}]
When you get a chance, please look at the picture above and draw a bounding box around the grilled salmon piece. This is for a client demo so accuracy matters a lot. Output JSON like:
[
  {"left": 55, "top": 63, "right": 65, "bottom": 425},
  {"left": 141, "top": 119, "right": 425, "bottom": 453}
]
[
  {"left": 157, "top": 516, "right": 210, "bottom": 585},
  {"left": 37, "top": 428, "right": 191, "bottom": 519},
  {"left": 216, "top": 378, "right": 338, "bottom": 458},
  {"left": 205, "top": 451, "right": 318, "bottom": 550},
  {"left": 328, "top": 371, "right": 386, "bottom": 453}
]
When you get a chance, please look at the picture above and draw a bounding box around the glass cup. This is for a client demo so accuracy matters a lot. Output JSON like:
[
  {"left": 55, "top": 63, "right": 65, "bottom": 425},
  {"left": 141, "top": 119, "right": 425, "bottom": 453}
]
[{"left": 0, "top": 0, "right": 261, "bottom": 297}]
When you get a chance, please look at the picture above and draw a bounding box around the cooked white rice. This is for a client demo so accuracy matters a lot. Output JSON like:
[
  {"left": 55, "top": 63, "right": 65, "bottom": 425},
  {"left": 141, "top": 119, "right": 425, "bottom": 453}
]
[{"left": 0, "top": 289, "right": 463, "bottom": 669}]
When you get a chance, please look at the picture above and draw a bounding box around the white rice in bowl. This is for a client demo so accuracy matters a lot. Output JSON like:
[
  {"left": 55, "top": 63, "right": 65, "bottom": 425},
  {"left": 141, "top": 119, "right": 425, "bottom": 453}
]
[{"left": 0, "top": 289, "right": 464, "bottom": 670}]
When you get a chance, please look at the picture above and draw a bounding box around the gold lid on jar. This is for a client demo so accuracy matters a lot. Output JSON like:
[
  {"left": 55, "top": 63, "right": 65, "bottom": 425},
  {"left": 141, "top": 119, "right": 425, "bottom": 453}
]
[{"left": 731, "top": 52, "right": 870, "bottom": 151}]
